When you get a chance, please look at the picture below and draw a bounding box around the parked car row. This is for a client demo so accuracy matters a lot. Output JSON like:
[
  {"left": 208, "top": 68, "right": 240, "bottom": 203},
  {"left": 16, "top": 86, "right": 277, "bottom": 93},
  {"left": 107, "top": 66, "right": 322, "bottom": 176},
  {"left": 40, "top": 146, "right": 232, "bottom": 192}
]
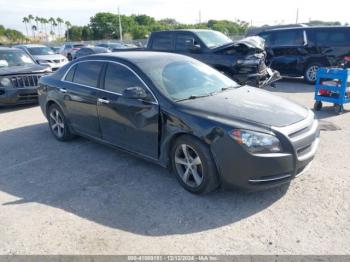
[
  {"left": 1, "top": 26, "right": 329, "bottom": 194},
  {"left": 119, "top": 29, "right": 281, "bottom": 88},
  {"left": 59, "top": 42, "right": 136, "bottom": 61},
  {"left": 14, "top": 44, "right": 68, "bottom": 71}
]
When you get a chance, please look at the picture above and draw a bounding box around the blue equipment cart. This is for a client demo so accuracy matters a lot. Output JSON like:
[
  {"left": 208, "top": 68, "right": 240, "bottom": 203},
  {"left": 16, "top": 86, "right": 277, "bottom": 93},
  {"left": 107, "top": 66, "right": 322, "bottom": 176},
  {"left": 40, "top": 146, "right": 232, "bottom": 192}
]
[{"left": 314, "top": 68, "right": 350, "bottom": 114}]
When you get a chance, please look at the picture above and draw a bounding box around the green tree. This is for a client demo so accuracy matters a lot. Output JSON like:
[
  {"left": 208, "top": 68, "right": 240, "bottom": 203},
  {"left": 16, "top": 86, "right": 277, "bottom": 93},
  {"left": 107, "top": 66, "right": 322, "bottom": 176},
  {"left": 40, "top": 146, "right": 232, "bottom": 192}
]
[
  {"left": 65, "top": 20, "right": 72, "bottom": 41},
  {"left": 90, "top": 12, "right": 119, "bottom": 39},
  {"left": 81, "top": 26, "right": 93, "bottom": 40}
]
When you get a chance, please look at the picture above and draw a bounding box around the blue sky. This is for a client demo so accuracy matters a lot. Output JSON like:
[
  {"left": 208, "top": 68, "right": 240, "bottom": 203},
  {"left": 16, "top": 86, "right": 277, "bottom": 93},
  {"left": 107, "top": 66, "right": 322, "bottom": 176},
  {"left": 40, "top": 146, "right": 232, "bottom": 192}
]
[{"left": 0, "top": 0, "right": 349, "bottom": 34}]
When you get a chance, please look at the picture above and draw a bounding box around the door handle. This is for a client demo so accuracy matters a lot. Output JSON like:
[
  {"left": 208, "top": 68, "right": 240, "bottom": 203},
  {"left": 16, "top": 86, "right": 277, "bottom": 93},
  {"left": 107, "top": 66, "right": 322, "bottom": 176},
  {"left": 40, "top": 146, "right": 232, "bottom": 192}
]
[
  {"left": 98, "top": 98, "right": 110, "bottom": 104},
  {"left": 59, "top": 88, "right": 67, "bottom": 93}
]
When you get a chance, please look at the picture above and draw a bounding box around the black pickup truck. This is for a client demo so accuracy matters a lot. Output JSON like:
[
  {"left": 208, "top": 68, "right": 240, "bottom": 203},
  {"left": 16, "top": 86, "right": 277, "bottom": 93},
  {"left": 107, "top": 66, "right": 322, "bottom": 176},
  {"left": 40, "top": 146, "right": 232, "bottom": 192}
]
[{"left": 143, "top": 29, "right": 280, "bottom": 87}]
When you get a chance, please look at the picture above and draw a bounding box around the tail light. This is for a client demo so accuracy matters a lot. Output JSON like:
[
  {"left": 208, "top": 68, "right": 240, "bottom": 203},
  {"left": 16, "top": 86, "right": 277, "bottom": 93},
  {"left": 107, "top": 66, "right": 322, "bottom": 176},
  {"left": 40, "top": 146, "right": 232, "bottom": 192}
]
[{"left": 344, "top": 56, "right": 350, "bottom": 62}]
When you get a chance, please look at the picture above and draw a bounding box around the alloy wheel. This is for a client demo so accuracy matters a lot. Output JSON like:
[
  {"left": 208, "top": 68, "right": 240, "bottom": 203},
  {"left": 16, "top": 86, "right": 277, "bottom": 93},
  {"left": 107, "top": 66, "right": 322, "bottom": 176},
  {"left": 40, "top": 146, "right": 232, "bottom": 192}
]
[
  {"left": 50, "top": 109, "right": 65, "bottom": 138},
  {"left": 306, "top": 65, "right": 319, "bottom": 82},
  {"left": 174, "top": 144, "right": 204, "bottom": 188}
]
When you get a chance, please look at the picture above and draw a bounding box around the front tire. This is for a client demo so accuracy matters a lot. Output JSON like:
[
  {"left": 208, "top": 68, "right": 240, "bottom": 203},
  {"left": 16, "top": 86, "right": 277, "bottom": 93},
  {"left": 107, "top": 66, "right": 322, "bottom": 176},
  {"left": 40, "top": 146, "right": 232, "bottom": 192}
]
[
  {"left": 171, "top": 135, "right": 219, "bottom": 194},
  {"left": 304, "top": 63, "right": 323, "bottom": 84},
  {"left": 48, "top": 104, "right": 74, "bottom": 141}
]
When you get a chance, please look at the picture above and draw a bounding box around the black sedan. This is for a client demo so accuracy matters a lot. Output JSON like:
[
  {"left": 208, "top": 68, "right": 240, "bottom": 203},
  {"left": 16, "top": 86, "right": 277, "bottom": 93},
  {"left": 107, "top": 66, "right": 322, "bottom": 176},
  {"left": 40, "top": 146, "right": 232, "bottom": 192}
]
[
  {"left": 38, "top": 52, "right": 320, "bottom": 194},
  {"left": 73, "top": 46, "right": 110, "bottom": 60}
]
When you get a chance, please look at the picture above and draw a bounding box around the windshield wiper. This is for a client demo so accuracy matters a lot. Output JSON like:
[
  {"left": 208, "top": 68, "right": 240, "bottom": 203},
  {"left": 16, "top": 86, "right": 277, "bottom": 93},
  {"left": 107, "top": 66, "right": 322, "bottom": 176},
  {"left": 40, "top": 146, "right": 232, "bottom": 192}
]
[
  {"left": 175, "top": 94, "right": 212, "bottom": 102},
  {"left": 221, "top": 85, "right": 240, "bottom": 91}
]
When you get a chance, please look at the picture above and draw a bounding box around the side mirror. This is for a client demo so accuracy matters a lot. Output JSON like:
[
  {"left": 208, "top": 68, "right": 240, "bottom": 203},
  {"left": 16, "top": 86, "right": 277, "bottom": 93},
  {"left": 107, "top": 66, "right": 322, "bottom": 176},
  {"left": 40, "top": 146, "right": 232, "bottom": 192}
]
[
  {"left": 123, "top": 86, "right": 148, "bottom": 100},
  {"left": 185, "top": 39, "right": 201, "bottom": 52}
]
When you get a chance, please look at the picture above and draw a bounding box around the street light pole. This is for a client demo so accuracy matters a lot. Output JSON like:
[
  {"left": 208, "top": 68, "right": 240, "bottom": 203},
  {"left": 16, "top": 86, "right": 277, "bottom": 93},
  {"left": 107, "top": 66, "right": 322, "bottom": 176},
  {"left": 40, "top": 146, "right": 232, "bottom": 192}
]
[
  {"left": 296, "top": 8, "right": 299, "bottom": 24},
  {"left": 118, "top": 7, "right": 123, "bottom": 41}
]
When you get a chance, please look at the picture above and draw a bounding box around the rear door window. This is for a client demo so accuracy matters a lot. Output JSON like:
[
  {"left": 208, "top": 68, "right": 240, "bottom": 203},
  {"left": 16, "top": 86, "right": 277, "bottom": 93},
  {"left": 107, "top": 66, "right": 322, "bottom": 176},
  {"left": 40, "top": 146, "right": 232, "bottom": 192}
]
[
  {"left": 65, "top": 65, "right": 76, "bottom": 82},
  {"left": 175, "top": 33, "right": 195, "bottom": 51},
  {"left": 104, "top": 62, "right": 145, "bottom": 94},
  {"left": 309, "top": 29, "right": 350, "bottom": 46},
  {"left": 259, "top": 32, "right": 273, "bottom": 47},
  {"left": 271, "top": 30, "right": 304, "bottom": 47},
  {"left": 150, "top": 33, "right": 173, "bottom": 50},
  {"left": 72, "top": 61, "right": 104, "bottom": 88}
]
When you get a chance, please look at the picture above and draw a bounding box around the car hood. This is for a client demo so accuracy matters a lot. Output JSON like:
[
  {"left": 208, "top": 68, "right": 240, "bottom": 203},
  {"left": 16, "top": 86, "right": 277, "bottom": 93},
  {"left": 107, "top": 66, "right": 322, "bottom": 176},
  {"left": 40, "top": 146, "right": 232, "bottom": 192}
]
[
  {"left": 178, "top": 86, "right": 309, "bottom": 128},
  {"left": 32, "top": 54, "right": 66, "bottom": 61},
  {"left": 212, "top": 36, "right": 265, "bottom": 52},
  {"left": 0, "top": 64, "right": 50, "bottom": 76}
]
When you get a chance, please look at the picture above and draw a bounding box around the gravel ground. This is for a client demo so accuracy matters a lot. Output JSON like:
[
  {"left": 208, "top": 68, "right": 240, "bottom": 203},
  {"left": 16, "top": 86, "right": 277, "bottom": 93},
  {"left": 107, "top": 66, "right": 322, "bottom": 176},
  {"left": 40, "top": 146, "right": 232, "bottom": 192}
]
[{"left": 0, "top": 79, "right": 349, "bottom": 255}]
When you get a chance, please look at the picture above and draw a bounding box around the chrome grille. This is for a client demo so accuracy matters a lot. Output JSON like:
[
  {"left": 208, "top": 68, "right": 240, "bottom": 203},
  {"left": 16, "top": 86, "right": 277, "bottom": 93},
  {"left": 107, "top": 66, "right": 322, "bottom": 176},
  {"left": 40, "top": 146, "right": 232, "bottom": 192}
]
[{"left": 10, "top": 74, "right": 44, "bottom": 88}]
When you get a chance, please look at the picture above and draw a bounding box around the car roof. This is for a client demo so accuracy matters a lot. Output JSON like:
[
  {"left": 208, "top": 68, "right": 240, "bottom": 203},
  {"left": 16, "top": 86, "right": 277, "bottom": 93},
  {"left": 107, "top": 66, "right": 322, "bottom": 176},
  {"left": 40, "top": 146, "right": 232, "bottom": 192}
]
[
  {"left": 0, "top": 46, "right": 23, "bottom": 51},
  {"left": 261, "top": 26, "right": 350, "bottom": 33},
  {"left": 152, "top": 29, "right": 219, "bottom": 34},
  {"left": 83, "top": 51, "right": 192, "bottom": 65},
  {"left": 14, "top": 44, "right": 47, "bottom": 48}
]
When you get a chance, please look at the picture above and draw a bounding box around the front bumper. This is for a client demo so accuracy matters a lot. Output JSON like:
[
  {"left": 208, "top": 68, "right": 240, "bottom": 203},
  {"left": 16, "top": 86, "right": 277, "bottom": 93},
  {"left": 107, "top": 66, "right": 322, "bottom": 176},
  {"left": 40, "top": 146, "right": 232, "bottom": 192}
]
[
  {"left": 211, "top": 113, "right": 319, "bottom": 191},
  {"left": 39, "top": 61, "right": 68, "bottom": 71},
  {"left": 0, "top": 86, "right": 38, "bottom": 106},
  {"left": 237, "top": 68, "right": 281, "bottom": 88}
]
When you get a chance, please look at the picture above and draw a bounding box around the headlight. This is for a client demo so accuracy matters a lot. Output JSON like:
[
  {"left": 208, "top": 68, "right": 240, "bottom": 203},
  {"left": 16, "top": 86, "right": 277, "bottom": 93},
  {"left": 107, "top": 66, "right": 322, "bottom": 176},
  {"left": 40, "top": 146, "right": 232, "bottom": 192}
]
[
  {"left": 37, "top": 59, "right": 49, "bottom": 65},
  {"left": 0, "top": 77, "right": 12, "bottom": 87},
  {"left": 230, "top": 129, "right": 282, "bottom": 154}
]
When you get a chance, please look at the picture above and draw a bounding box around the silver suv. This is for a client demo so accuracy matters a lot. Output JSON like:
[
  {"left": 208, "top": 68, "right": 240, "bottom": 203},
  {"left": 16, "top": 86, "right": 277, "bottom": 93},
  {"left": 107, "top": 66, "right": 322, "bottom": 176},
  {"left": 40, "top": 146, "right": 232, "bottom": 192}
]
[{"left": 59, "top": 44, "right": 86, "bottom": 61}]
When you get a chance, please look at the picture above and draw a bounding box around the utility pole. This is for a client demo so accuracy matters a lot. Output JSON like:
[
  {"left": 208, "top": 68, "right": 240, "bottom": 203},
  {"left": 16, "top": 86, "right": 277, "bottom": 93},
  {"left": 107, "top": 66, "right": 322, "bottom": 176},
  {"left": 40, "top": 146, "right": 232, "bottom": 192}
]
[
  {"left": 295, "top": 8, "right": 299, "bottom": 24},
  {"left": 118, "top": 7, "right": 123, "bottom": 41}
]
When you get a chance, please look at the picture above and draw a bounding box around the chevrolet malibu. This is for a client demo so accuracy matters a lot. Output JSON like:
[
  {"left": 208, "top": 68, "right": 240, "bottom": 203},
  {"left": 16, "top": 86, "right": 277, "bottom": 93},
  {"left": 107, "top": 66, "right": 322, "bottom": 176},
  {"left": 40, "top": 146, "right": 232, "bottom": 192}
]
[{"left": 38, "top": 52, "right": 320, "bottom": 194}]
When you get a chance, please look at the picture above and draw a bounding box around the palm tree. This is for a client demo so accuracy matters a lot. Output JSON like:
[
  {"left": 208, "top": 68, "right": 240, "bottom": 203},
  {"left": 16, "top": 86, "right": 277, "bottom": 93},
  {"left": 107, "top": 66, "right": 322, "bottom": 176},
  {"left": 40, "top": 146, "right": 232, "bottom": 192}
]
[
  {"left": 22, "top": 17, "right": 29, "bottom": 37},
  {"left": 49, "top": 17, "right": 56, "bottom": 37},
  {"left": 42, "top": 18, "right": 48, "bottom": 37},
  {"left": 56, "top": 17, "right": 64, "bottom": 37},
  {"left": 35, "top": 16, "right": 41, "bottom": 32},
  {"left": 28, "top": 14, "right": 34, "bottom": 38},
  {"left": 65, "top": 20, "right": 72, "bottom": 41},
  {"left": 32, "top": 25, "right": 37, "bottom": 39}
]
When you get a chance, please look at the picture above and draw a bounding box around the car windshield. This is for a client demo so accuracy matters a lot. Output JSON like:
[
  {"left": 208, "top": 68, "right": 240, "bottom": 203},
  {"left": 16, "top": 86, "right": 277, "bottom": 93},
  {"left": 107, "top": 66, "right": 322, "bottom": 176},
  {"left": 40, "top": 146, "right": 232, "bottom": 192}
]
[
  {"left": 142, "top": 59, "right": 239, "bottom": 101},
  {"left": 196, "top": 30, "right": 233, "bottom": 48},
  {"left": 0, "top": 50, "right": 35, "bottom": 67},
  {"left": 28, "top": 46, "right": 55, "bottom": 55}
]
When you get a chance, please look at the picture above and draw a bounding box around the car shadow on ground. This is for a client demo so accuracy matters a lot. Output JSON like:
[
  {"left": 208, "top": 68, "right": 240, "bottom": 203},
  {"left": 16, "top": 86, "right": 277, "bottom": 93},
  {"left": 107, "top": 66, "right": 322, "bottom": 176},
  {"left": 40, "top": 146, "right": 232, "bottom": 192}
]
[
  {"left": 0, "top": 123, "right": 289, "bottom": 236},
  {"left": 0, "top": 104, "right": 38, "bottom": 114},
  {"left": 269, "top": 78, "right": 314, "bottom": 93}
]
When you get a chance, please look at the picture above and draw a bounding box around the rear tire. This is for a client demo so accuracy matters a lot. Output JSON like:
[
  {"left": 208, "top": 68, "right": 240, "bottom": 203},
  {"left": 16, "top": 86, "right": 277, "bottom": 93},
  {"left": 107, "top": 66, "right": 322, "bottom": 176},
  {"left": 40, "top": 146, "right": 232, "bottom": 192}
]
[
  {"left": 171, "top": 135, "right": 219, "bottom": 194},
  {"left": 334, "top": 104, "right": 344, "bottom": 115},
  {"left": 67, "top": 53, "right": 72, "bottom": 61},
  {"left": 304, "top": 63, "right": 323, "bottom": 84},
  {"left": 48, "top": 104, "right": 74, "bottom": 141},
  {"left": 314, "top": 101, "right": 323, "bottom": 111}
]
